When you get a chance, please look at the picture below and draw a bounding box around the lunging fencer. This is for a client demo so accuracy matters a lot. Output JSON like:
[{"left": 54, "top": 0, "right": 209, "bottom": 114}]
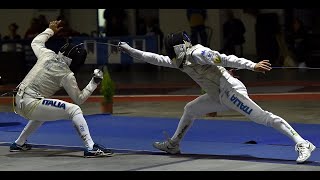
[
  {"left": 118, "top": 31, "right": 316, "bottom": 163},
  {"left": 10, "top": 20, "right": 114, "bottom": 158}
]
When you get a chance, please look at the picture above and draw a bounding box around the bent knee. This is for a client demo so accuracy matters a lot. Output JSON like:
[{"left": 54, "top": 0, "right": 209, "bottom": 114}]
[
  {"left": 183, "top": 102, "right": 201, "bottom": 118},
  {"left": 68, "top": 104, "right": 83, "bottom": 119}
]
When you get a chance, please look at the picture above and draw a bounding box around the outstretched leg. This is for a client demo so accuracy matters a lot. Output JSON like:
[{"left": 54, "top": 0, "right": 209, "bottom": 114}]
[{"left": 220, "top": 77, "right": 316, "bottom": 163}]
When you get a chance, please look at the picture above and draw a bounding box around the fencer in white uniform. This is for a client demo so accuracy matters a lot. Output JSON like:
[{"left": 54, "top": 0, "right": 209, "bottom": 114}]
[
  {"left": 10, "top": 20, "right": 113, "bottom": 158},
  {"left": 118, "top": 31, "right": 316, "bottom": 163}
]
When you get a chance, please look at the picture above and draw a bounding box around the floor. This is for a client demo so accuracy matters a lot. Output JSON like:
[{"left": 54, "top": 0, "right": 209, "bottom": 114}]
[
  {"left": 1, "top": 97, "right": 320, "bottom": 171},
  {"left": 1, "top": 67, "right": 320, "bottom": 171}
]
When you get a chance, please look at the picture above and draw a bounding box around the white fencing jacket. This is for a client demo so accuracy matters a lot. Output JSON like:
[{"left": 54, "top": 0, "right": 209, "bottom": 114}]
[
  {"left": 128, "top": 43, "right": 257, "bottom": 100},
  {"left": 18, "top": 28, "right": 97, "bottom": 105}
]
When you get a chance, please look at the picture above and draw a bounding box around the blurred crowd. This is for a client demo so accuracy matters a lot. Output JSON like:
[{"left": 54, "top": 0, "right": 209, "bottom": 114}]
[
  {"left": 0, "top": 9, "right": 317, "bottom": 68},
  {"left": 0, "top": 14, "right": 87, "bottom": 52},
  {"left": 1, "top": 14, "right": 86, "bottom": 41},
  {"left": 0, "top": 9, "right": 164, "bottom": 52}
]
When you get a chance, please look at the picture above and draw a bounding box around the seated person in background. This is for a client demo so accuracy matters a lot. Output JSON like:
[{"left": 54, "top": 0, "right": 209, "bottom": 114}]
[
  {"left": 285, "top": 18, "right": 308, "bottom": 68},
  {"left": 2, "top": 23, "right": 22, "bottom": 52}
]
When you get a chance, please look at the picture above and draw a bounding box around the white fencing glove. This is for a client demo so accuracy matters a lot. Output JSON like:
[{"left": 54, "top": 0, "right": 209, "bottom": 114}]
[
  {"left": 93, "top": 69, "right": 103, "bottom": 84},
  {"left": 118, "top": 42, "right": 143, "bottom": 60},
  {"left": 118, "top": 42, "right": 132, "bottom": 54}
]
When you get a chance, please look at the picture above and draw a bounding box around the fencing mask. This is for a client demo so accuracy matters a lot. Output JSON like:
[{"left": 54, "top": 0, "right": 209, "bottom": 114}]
[
  {"left": 59, "top": 43, "right": 87, "bottom": 73},
  {"left": 164, "top": 31, "right": 191, "bottom": 59}
]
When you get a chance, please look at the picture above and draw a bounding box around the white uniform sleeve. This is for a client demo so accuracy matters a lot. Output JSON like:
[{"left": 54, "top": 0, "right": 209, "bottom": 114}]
[
  {"left": 31, "top": 28, "right": 56, "bottom": 59},
  {"left": 192, "top": 47, "right": 257, "bottom": 70},
  {"left": 61, "top": 73, "right": 98, "bottom": 105},
  {"left": 127, "top": 47, "right": 177, "bottom": 68},
  {"left": 141, "top": 52, "right": 177, "bottom": 68}
]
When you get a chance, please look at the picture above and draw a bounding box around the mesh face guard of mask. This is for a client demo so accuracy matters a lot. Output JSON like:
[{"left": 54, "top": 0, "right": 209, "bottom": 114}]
[
  {"left": 59, "top": 42, "right": 87, "bottom": 73},
  {"left": 164, "top": 31, "right": 191, "bottom": 59}
]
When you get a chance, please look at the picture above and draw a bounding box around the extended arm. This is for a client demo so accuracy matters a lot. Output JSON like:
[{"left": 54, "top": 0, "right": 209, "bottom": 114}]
[
  {"left": 192, "top": 47, "right": 271, "bottom": 73},
  {"left": 118, "top": 42, "right": 177, "bottom": 68}
]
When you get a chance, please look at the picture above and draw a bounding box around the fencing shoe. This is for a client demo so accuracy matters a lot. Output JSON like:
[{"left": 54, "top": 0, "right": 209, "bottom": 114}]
[
  {"left": 84, "top": 143, "right": 114, "bottom": 158},
  {"left": 153, "top": 139, "right": 181, "bottom": 154},
  {"left": 10, "top": 142, "right": 32, "bottom": 152},
  {"left": 295, "top": 140, "right": 316, "bottom": 163}
]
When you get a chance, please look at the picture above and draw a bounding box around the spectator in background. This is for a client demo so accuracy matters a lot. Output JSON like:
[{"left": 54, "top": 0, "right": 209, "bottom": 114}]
[
  {"left": 136, "top": 17, "right": 147, "bottom": 35},
  {"left": 103, "top": 9, "right": 128, "bottom": 36},
  {"left": 2, "top": 23, "right": 22, "bottom": 52},
  {"left": 186, "top": 9, "right": 208, "bottom": 46},
  {"left": 145, "top": 17, "right": 164, "bottom": 52},
  {"left": 136, "top": 16, "right": 164, "bottom": 52},
  {"left": 3, "top": 23, "right": 21, "bottom": 40},
  {"left": 24, "top": 18, "right": 42, "bottom": 39},
  {"left": 38, "top": 14, "right": 49, "bottom": 32},
  {"left": 285, "top": 18, "right": 308, "bottom": 68},
  {"left": 221, "top": 10, "right": 246, "bottom": 56}
]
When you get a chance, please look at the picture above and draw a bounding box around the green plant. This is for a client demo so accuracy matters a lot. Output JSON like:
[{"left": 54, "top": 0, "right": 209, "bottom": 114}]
[{"left": 100, "top": 67, "right": 115, "bottom": 103}]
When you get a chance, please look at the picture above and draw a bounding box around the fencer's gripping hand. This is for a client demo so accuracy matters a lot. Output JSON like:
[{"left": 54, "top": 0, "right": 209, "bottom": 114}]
[
  {"left": 254, "top": 60, "right": 272, "bottom": 74},
  {"left": 49, "top": 20, "right": 63, "bottom": 34},
  {"left": 118, "top": 42, "right": 144, "bottom": 60},
  {"left": 93, "top": 69, "right": 103, "bottom": 84},
  {"left": 118, "top": 42, "right": 133, "bottom": 55}
]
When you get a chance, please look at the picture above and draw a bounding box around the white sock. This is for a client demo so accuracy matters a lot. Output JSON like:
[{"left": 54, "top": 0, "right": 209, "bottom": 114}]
[
  {"left": 72, "top": 114, "right": 95, "bottom": 150},
  {"left": 15, "top": 120, "right": 43, "bottom": 145}
]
